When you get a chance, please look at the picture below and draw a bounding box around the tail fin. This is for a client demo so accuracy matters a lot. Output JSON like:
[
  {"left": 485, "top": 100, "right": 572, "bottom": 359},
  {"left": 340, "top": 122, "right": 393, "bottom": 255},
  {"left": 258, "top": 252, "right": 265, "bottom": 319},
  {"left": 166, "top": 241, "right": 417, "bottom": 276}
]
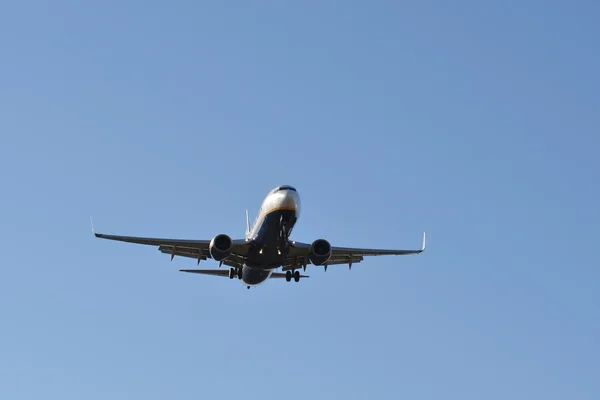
[{"left": 245, "top": 209, "right": 250, "bottom": 239}]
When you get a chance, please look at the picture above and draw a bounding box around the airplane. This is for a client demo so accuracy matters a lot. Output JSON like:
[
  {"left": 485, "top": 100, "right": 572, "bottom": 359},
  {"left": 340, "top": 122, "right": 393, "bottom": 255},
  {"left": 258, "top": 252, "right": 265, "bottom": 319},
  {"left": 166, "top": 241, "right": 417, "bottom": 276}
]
[{"left": 92, "top": 185, "right": 426, "bottom": 289}]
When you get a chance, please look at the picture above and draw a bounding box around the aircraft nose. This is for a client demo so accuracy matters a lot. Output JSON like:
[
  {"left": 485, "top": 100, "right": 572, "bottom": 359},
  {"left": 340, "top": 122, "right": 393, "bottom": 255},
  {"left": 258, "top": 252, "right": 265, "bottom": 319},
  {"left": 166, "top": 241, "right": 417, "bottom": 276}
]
[{"left": 280, "top": 190, "right": 300, "bottom": 212}]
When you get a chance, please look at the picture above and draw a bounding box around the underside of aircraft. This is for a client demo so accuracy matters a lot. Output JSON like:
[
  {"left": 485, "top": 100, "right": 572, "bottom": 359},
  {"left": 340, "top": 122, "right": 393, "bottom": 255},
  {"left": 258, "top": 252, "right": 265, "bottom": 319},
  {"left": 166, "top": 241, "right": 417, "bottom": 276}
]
[{"left": 92, "top": 185, "right": 426, "bottom": 288}]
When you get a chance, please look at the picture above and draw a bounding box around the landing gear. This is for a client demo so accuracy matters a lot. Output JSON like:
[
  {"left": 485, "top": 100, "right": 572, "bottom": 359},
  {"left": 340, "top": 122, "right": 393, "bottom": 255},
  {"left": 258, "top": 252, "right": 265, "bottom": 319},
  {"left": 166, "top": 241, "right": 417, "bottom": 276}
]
[
  {"left": 278, "top": 218, "right": 290, "bottom": 264},
  {"left": 279, "top": 215, "right": 287, "bottom": 240},
  {"left": 229, "top": 268, "right": 243, "bottom": 280},
  {"left": 279, "top": 237, "right": 289, "bottom": 263},
  {"left": 285, "top": 270, "right": 301, "bottom": 283}
]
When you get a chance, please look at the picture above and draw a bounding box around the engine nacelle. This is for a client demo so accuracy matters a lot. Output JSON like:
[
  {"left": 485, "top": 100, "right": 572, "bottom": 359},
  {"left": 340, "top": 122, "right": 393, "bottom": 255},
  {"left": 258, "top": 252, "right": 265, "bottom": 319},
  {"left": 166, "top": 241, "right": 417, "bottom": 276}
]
[
  {"left": 309, "top": 239, "right": 332, "bottom": 266},
  {"left": 209, "top": 234, "right": 233, "bottom": 261}
]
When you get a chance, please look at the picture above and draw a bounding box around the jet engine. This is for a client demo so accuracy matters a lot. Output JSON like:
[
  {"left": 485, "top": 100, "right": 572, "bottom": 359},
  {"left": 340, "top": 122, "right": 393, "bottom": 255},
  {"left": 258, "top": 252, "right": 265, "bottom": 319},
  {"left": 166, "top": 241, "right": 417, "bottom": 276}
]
[
  {"left": 209, "top": 234, "right": 233, "bottom": 261},
  {"left": 309, "top": 239, "right": 332, "bottom": 266}
]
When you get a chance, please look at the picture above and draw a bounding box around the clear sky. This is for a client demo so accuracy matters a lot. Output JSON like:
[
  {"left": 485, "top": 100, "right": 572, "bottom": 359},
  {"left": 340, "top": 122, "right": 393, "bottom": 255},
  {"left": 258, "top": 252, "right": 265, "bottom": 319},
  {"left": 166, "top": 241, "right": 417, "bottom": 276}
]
[{"left": 1, "top": 1, "right": 598, "bottom": 399}]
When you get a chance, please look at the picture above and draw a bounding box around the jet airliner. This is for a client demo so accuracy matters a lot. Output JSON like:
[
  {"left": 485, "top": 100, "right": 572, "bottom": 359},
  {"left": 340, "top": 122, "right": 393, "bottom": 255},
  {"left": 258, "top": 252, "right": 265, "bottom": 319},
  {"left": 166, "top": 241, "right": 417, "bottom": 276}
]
[{"left": 93, "top": 185, "right": 426, "bottom": 288}]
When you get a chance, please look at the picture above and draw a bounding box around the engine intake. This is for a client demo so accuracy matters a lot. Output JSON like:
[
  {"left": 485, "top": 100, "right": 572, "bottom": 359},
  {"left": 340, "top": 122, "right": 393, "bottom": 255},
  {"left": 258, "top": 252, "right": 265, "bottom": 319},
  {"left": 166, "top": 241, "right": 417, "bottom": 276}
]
[
  {"left": 309, "top": 239, "right": 331, "bottom": 266},
  {"left": 209, "top": 234, "right": 232, "bottom": 261}
]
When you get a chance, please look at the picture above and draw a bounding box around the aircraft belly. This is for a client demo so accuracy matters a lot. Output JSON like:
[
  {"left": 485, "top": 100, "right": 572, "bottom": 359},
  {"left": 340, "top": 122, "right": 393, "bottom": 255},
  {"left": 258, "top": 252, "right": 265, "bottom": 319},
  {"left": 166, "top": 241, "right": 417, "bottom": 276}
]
[{"left": 240, "top": 267, "right": 272, "bottom": 286}]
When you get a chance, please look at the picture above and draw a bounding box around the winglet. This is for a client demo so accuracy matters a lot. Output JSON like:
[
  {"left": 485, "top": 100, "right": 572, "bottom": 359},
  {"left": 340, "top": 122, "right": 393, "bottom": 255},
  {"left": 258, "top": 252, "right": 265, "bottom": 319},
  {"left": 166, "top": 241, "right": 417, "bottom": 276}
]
[
  {"left": 421, "top": 232, "right": 426, "bottom": 251},
  {"left": 90, "top": 217, "right": 101, "bottom": 238}
]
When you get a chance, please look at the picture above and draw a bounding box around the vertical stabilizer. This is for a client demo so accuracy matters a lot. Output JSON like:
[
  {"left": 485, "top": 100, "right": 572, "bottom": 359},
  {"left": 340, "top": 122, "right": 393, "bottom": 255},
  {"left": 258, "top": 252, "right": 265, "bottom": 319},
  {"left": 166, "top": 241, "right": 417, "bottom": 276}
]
[{"left": 245, "top": 209, "right": 250, "bottom": 239}]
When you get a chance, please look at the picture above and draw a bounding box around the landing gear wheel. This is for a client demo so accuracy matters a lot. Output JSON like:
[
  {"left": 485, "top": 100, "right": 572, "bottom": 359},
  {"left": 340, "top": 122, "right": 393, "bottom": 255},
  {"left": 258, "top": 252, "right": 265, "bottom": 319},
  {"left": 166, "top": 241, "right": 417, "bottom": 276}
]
[
  {"left": 237, "top": 268, "right": 243, "bottom": 279},
  {"left": 294, "top": 270, "right": 300, "bottom": 282},
  {"left": 228, "top": 268, "right": 235, "bottom": 279},
  {"left": 285, "top": 270, "right": 292, "bottom": 282}
]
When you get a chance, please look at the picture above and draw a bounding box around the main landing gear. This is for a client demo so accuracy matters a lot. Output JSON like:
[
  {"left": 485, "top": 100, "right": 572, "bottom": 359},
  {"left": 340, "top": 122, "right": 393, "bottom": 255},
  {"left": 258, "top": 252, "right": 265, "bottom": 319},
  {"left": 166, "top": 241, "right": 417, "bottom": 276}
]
[
  {"left": 285, "top": 270, "right": 300, "bottom": 283},
  {"left": 229, "top": 268, "right": 242, "bottom": 280}
]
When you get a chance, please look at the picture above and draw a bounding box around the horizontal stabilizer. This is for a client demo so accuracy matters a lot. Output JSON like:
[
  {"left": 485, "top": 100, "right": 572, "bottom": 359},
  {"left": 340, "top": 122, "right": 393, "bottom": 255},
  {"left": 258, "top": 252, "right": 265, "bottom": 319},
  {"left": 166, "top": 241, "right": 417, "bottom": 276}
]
[
  {"left": 179, "top": 269, "right": 309, "bottom": 279},
  {"left": 270, "top": 272, "right": 309, "bottom": 279},
  {"left": 180, "top": 269, "right": 229, "bottom": 277}
]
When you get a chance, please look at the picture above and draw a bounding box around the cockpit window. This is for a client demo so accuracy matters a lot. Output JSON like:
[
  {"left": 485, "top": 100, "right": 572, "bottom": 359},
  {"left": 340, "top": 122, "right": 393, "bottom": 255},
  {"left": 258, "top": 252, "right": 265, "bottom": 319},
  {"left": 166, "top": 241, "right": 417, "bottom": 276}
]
[{"left": 277, "top": 185, "right": 296, "bottom": 192}]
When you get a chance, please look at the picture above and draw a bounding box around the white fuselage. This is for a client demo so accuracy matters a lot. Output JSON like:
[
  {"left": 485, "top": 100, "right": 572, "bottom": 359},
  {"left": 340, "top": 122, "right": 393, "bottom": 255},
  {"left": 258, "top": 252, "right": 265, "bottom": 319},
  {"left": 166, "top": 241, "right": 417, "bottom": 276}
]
[
  {"left": 248, "top": 187, "right": 301, "bottom": 239},
  {"left": 239, "top": 186, "right": 302, "bottom": 287}
]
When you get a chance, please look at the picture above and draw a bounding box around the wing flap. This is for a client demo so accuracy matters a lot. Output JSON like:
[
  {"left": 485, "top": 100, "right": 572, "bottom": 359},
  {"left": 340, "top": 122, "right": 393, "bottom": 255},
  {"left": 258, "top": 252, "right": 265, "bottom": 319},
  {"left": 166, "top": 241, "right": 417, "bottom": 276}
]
[
  {"left": 281, "top": 255, "right": 364, "bottom": 271},
  {"left": 159, "top": 245, "right": 208, "bottom": 260}
]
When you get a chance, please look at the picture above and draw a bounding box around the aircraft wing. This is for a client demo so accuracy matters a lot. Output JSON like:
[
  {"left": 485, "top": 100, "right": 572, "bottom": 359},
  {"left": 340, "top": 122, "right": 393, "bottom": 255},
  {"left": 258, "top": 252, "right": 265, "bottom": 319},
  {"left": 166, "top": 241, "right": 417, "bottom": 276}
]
[
  {"left": 91, "top": 219, "right": 249, "bottom": 262},
  {"left": 284, "top": 232, "right": 426, "bottom": 270},
  {"left": 94, "top": 232, "right": 212, "bottom": 248}
]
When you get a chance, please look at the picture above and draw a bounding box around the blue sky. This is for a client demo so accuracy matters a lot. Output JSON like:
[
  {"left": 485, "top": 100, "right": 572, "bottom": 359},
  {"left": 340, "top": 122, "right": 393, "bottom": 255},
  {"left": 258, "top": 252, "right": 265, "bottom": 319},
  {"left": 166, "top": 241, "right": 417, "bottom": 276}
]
[{"left": 1, "top": 1, "right": 598, "bottom": 399}]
